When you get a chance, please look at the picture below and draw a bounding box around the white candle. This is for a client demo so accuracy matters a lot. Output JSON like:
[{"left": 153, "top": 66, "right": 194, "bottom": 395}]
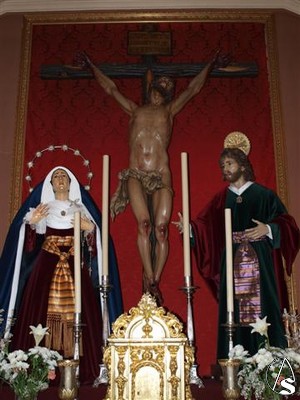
[
  {"left": 181, "top": 152, "right": 191, "bottom": 277},
  {"left": 74, "top": 211, "right": 81, "bottom": 313},
  {"left": 102, "top": 155, "right": 109, "bottom": 276},
  {"left": 225, "top": 208, "right": 234, "bottom": 313}
]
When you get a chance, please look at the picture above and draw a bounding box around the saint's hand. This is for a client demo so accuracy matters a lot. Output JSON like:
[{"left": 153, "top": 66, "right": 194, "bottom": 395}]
[
  {"left": 171, "top": 212, "right": 184, "bottom": 234},
  {"left": 80, "top": 215, "right": 95, "bottom": 232},
  {"left": 30, "top": 203, "right": 49, "bottom": 224},
  {"left": 245, "top": 218, "right": 269, "bottom": 240}
]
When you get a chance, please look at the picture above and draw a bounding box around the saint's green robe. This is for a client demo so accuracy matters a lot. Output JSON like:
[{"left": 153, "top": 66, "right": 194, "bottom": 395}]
[{"left": 191, "top": 183, "right": 300, "bottom": 359}]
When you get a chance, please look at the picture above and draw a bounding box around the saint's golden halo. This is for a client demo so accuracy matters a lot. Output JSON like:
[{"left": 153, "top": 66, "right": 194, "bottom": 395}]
[{"left": 224, "top": 131, "right": 251, "bottom": 155}]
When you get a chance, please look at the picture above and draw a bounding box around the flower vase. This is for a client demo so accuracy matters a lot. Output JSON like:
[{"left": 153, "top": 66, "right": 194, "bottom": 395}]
[
  {"left": 15, "top": 395, "right": 38, "bottom": 400},
  {"left": 58, "top": 359, "right": 79, "bottom": 400},
  {"left": 218, "top": 358, "right": 241, "bottom": 400}
]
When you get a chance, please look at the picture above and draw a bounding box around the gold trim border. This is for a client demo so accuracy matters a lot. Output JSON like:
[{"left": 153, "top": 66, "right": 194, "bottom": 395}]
[{"left": 265, "top": 15, "right": 288, "bottom": 206}]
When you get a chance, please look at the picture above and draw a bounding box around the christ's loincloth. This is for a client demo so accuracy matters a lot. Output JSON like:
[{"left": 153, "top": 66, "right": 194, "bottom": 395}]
[{"left": 110, "top": 168, "right": 173, "bottom": 219}]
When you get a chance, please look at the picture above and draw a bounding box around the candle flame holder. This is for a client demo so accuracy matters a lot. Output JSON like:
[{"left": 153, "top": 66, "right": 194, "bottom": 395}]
[
  {"left": 93, "top": 274, "right": 112, "bottom": 387},
  {"left": 180, "top": 275, "right": 204, "bottom": 388}
]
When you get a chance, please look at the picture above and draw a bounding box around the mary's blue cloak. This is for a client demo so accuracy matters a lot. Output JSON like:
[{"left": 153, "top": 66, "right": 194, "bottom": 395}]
[{"left": 0, "top": 180, "right": 123, "bottom": 336}]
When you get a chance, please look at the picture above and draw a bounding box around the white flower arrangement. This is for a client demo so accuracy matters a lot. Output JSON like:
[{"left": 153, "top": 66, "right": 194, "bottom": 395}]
[
  {"left": 230, "top": 316, "right": 300, "bottom": 400},
  {"left": 0, "top": 318, "right": 62, "bottom": 400}
]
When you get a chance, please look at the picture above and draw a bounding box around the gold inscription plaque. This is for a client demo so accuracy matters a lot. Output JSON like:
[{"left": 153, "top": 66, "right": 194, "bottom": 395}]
[{"left": 128, "top": 31, "right": 171, "bottom": 55}]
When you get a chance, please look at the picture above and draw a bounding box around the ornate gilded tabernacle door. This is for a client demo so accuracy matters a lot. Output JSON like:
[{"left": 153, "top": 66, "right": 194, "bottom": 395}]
[{"left": 103, "top": 293, "right": 194, "bottom": 400}]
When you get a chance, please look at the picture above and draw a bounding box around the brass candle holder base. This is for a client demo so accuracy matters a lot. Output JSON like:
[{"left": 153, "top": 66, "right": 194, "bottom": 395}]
[
  {"left": 58, "top": 359, "right": 80, "bottom": 400},
  {"left": 218, "top": 358, "right": 241, "bottom": 400}
]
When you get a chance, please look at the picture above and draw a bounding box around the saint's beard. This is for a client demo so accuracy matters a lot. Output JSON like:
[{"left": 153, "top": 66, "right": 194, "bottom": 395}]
[{"left": 223, "top": 167, "right": 244, "bottom": 183}]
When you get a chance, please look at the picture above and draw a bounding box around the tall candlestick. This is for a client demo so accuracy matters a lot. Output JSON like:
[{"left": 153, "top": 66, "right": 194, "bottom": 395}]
[
  {"left": 74, "top": 211, "right": 81, "bottom": 313},
  {"left": 181, "top": 152, "right": 191, "bottom": 278},
  {"left": 102, "top": 155, "right": 109, "bottom": 276},
  {"left": 225, "top": 208, "right": 234, "bottom": 314}
]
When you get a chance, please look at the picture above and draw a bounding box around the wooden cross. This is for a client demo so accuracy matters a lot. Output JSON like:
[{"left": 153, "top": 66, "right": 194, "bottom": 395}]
[{"left": 40, "top": 25, "right": 258, "bottom": 100}]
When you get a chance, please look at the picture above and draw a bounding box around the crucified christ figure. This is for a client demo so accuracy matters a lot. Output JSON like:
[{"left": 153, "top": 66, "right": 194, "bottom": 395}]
[{"left": 77, "top": 51, "right": 227, "bottom": 304}]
